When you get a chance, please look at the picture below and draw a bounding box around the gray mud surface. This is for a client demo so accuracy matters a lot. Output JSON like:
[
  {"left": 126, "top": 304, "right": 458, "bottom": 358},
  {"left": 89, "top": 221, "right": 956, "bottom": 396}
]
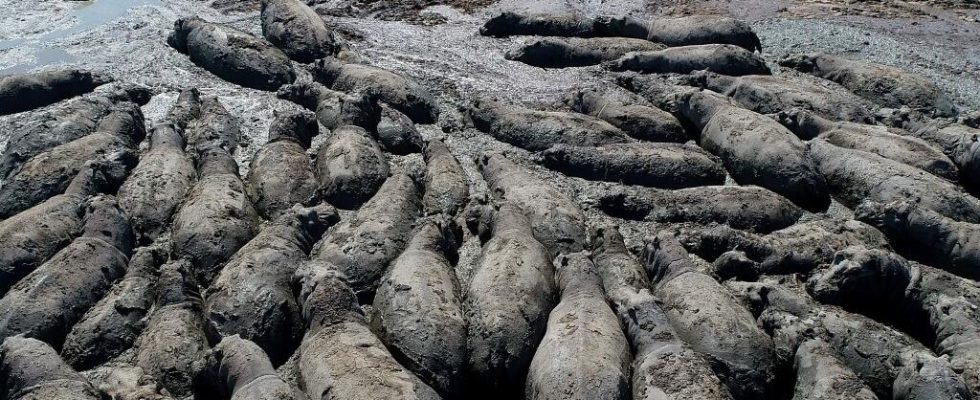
[{"left": 1, "top": 0, "right": 980, "bottom": 398}]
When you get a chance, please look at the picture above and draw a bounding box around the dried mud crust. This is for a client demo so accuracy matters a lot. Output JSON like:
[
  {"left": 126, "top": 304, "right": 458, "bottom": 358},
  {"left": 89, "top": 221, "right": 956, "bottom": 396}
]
[
  {"left": 210, "top": 0, "right": 498, "bottom": 24},
  {"left": 780, "top": 0, "right": 980, "bottom": 19},
  {"left": 318, "top": 0, "right": 498, "bottom": 24},
  {"left": 209, "top": 0, "right": 264, "bottom": 13},
  {"left": 644, "top": 0, "right": 980, "bottom": 20}
]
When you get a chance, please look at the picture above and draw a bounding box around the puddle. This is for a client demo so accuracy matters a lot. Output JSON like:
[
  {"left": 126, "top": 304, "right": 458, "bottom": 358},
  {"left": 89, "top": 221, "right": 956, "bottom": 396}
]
[{"left": 0, "top": 0, "right": 161, "bottom": 74}]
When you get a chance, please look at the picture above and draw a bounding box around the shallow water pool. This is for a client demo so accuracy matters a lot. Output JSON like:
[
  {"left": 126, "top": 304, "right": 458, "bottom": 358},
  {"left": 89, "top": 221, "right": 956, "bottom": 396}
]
[{"left": 0, "top": 0, "right": 161, "bottom": 74}]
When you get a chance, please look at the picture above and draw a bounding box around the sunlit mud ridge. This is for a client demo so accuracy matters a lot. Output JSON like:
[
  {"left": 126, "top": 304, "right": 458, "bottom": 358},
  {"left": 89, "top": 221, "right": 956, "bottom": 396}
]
[{"left": 1, "top": 0, "right": 980, "bottom": 399}]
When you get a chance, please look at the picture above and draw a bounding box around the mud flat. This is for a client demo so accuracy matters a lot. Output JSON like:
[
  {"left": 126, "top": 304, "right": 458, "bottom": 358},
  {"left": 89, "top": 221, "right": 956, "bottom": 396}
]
[{"left": 1, "top": 0, "right": 979, "bottom": 399}]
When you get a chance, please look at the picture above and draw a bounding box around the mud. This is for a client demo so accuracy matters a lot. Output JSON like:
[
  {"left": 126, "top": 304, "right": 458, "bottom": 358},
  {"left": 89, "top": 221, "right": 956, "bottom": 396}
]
[{"left": 1, "top": 0, "right": 980, "bottom": 399}]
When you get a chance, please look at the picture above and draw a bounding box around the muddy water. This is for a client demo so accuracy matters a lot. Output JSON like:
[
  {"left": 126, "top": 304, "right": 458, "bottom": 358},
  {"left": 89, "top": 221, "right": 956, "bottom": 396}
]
[{"left": 0, "top": 0, "right": 163, "bottom": 74}]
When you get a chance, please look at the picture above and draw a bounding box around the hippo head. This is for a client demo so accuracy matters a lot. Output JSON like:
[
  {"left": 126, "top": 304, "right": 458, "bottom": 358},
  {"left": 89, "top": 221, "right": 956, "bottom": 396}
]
[
  {"left": 294, "top": 261, "right": 363, "bottom": 331},
  {"left": 475, "top": 151, "right": 503, "bottom": 176},
  {"left": 684, "top": 70, "right": 712, "bottom": 88},
  {"left": 269, "top": 108, "right": 318, "bottom": 148},
  {"left": 504, "top": 39, "right": 564, "bottom": 67},
  {"left": 686, "top": 70, "right": 738, "bottom": 93},
  {"left": 553, "top": 252, "right": 602, "bottom": 294},
  {"left": 434, "top": 215, "right": 464, "bottom": 258},
  {"left": 310, "top": 58, "right": 345, "bottom": 85},
  {"left": 642, "top": 232, "right": 691, "bottom": 284},
  {"left": 409, "top": 215, "right": 462, "bottom": 262},
  {"left": 854, "top": 200, "right": 914, "bottom": 235},
  {"left": 775, "top": 108, "right": 806, "bottom": 130},
  {"left": 460, "top": 97, "right": 501, "bottom": 131},
  {"left": 148, "top": 123, "right": 185, "bottom": 152},
  {"left": 127, "top": 245, "right": 168, "bottom": 279},
  {"left": 287, "top": 203, "right": 340, "bottom": 242},
  {"left": 588, "top": 225, "right": 626, "bottom": 254},
  {"left": 83, "top": 195, "right": 135, "bottom": 256},
  {"left": 533, "top": 144, "right": 564, "bottom": 166},
  {"left": 194, "top": 145, "right": 239, "bottom": 177},
  {"left": 668, "top": 89, "right": 699, "bottom": 120},
  {"left": 66, "top": 159, "right": 118, "bottom": 197},
  {"left": 673, "top": 88, "right": 732, "bottom": 130},
  {"left": 725, "top": 281, "right": 776, "bottom": 315},
  {"left": 960, "top": 110, "right": 980, "bottom": 129},
  {"left": 276, "top": 82, "right": 322, "bottom": 111},
  {"left": 775, "top": 108, "right": 823, "bottom": 140},
  {"left": 167, "top": 17, "right": 205, "bottom": 53},
  {"left": 614, "top": 74, "right": 638, "bottom": 92},
  {"left": 807, "top": 246, "right": 914, "bottom": 309},
  {"left": 778, "top": 53, "right": 819, "bottom": 73},
  {"left": 479, "top": 11, "right": 521, "bottom": 37},
  {"left": 615, "top": 73, "right": 683, "bottom": 111},
  {"left": 101, "top": 102, "right": 148, "bottom": 146},
  {"left": 562, "top": 90, "right": 588, "bottom": 110},
  {"left": 460, "top": 191, "right": 493, "bottom": 242},
  {"left": 343, "top": 89, "right": 382, "bottom": 126},
  {"left": 106, "top": 83, "right": 154, "bottom": 106},
  {"left": 156, "top": 259, "right": 201, "bottom": 307},
  {"left": 71, "top": 69, "right": 113, "bottom": 88},
  {"left": 593, "top": 15, "right": 649, "bottom": 38},
  {"left": 713, "top": 250, "right": 761, "bottom": 282},
  {"left": 174, "top": 87, "right": 202, "bottom": 110}
]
